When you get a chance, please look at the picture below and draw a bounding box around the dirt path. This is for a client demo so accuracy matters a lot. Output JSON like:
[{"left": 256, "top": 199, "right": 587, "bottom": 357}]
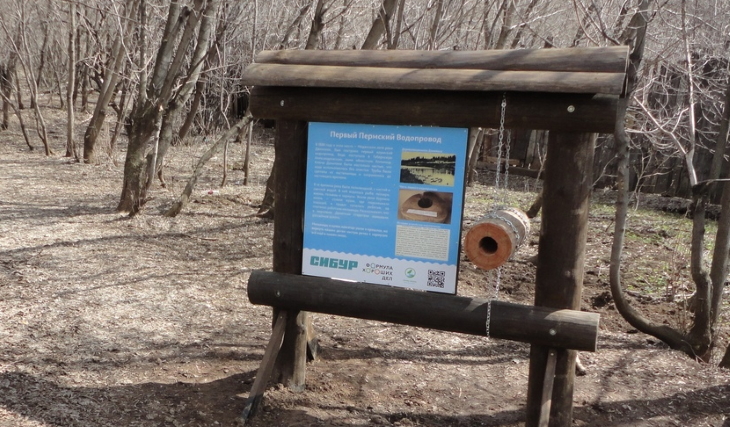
[{"left": 1, "top": 131, "right": 729, "bottom": 427}]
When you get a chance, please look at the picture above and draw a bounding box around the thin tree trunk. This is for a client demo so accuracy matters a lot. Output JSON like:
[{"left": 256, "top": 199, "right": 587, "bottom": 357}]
[
  {"left": 526, "top": 190, "right": 543, "bottom": 219},
  {"left": 494, "top": 0, "right": 515, "bottom": 49},
  {"left": 361, "top": 0, "right": 398, "bottom": 49},
  {"left": 427, "top": 0, "right": 444, "bottom": 50},
  {"left": 721, "top": 344, "right": 730, "bottom": 368},
  {"left": 706, "top": 79, "right": 730, "bottom": 362},
  {"left": 53, "top": 59, "right": 66, "bottom": 109},
  {"left": 165, "top": 115, "right": 251, "bottom": 217},
  {"left": 84, "top": 0, "right": 139, "bottom": 164},
  {"left": 0, "top": 75, "right": 32, "bottom": 150},
  {"left": 7, "top": 11, "right": 51, "bottom": 154},
  {"left": 30, "top": 21, "right": 49, "bottom": 110},
  {"left": 509, "top": 0, "right": 539, "bottom": 49},
  {"left": 709, "top": 180, "right": 730, "bottom": 327},
  {"left": 10, "top": 71, "right": 32, "bottom": 150},
  {"left": 686, "top": 193, "right": 713, "bottom": 359},
  {"left": 304, "top": 0, "right": 327, "bottom": 50},
  {"left": 608, "top": 0, "right": 697, "bottom": 358},
  {"left": 243, "top": 120, "right": 252, "bottom": 185},
  {"left": 66, "top": 1, "right": 77, "bottom": 159},
  {"left": 258, "top": 165, "right": 275, "bottom": 217},
  {"left": 72, "top": 10, "right": 83, "bottom": 108},
  {"left": 109, "top": 79, "right": 130, "bottom": 165},
  {"left": 80, "top": 67, "right": 88, "bottom": 112},
  {"left": 178, "top": 79, "right": 205, "bottom": 141},
  {"left": 466, "top": 127, "right": 483, "bottom": 186},
  {"left": 484, "top": 0, "right": 508, "bottom": 49},
  {"left": 278, "top": 3, "right": 310, "bottom": 49},
  {"left": 0, "top": 63, "right": 13, "bottom": 130},
  {"left": 388, "top": 0, "right": 406, "bottom": 49},
  {"left": 220, "top": 139, "right": 229, "bottom": 187}
]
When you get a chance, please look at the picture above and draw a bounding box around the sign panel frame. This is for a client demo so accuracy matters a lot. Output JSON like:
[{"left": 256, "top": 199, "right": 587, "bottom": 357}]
[{"left": 302, "top": 122, "right": 468, "bottom": 294}]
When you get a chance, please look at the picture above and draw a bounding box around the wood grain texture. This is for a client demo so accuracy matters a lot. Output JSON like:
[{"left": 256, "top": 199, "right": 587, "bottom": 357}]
[
  {"left": 242, "top": 63, "right": 625, "bottom": 95},
  {"left": 272, "top": 120, "right": 307, "bottom": 274},
  {"left": 538, "top": 350, "right": 558, "bottom": 427},
  {"left": 247, "top": 270, "right": 599, "bottom": 352},
  {"left": 255, "top": 47, "right": 629, "bottom": 74},
  {"left": 525, "top": 132, "right": 596, "bottom": 427},
  {"left": 271, "top": 121, "right": 309, "bottom": 390},
  {"left": 241, "top": 310, "right": 288, "bottom": 423},
  {"left": 249, "top": 86, "right": 619, "bottom": 133}
]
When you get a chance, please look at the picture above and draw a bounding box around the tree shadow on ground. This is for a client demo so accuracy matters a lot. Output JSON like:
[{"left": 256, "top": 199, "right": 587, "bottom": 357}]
[
  {"left": 246, "top": 384, "right": 730, "bottom": 427},
  {"left": 0, "top": 370, "right": 255, "bottom": 427}
]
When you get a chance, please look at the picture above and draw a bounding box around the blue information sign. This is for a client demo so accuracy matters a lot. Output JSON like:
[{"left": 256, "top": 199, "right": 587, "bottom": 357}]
[{"left": 302, "top": 122, "right": 468, "bottom": 294}]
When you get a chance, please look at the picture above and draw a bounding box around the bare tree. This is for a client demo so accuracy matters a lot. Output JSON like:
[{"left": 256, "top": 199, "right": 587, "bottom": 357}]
[
  {"left": 118, "top": 0, "right": 220, "bottom": 214},
  {"left": 608, "top": 0, "right": 730, "bottom": 363},
  {"left": 0, "top": 2, "right": 53, "bottom": 155},
  {"left": 83, "top": 1, "right": 138, "bottom": 164}
]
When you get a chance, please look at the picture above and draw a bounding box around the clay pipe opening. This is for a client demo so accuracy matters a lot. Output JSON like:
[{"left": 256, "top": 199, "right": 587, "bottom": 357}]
[{"left": 479, "top": 236, "right": 499, "bottom": 254}]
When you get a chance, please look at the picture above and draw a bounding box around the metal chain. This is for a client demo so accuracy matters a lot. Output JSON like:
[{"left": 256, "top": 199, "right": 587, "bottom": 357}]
[
  {"left": 479, "top": 211, "right": 521, "bottom": 247},
  {"left": 503, "top": 130, "right": 511, "bottom": 206},
  {"left": 487, "top": 92, "right": 509, "bottom": 338},
  {"left": 493, "top": 93, "right": 507, "bottom": 202},
  {"left": 485, "top": 267, "right": 502, "bottom": 338}
]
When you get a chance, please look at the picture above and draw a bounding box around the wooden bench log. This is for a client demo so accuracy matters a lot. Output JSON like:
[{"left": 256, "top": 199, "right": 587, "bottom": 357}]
[{"left": 247, "top": 270, "right": 599, "bottom": 352}]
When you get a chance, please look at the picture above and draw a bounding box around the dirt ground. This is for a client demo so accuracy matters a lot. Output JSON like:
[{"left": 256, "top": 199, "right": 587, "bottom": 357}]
[{"left": 1, "top": 110, "right": 730, "bottom": 427}]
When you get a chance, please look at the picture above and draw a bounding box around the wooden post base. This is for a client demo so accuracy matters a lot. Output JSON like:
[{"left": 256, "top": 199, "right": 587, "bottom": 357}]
[{"left": 241, "top": 311, "right": 288, "bottom": 424}]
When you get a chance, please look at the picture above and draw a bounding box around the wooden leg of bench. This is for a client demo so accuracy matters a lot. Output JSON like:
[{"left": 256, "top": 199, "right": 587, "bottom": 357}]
[
  {"left": 538, "top": 349, "right": 558, "bottom": 427},
  {"left": 241, "top": 310, "right": 288, "bottom": 424}
]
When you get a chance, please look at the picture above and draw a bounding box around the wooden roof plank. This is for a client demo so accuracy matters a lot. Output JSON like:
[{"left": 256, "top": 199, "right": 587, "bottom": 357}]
[
  {"left": 255, "top": 46, "right": 629, "bottom": 74},
  {"left": 241, "top": 63, "right": 626, "bottom": 95}
]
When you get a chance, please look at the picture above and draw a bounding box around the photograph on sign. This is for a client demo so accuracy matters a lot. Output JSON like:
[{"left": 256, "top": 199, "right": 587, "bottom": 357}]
[
  {"left": 397, "top": 190, "right": 453, "bottom": 224},
  {"left": 302, "top": 122, "right": 468, "bottom": 294}
]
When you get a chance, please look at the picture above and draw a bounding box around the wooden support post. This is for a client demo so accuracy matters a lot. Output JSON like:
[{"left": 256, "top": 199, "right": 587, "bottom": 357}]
[
  {"left": 241, "top": 310, "right": 288, "bottom": 423},
  {"left": 525, "top": 132, "right": 596, "bottom": 427},
  {"left": 271, "top": 120, "right": 310, "bottom": 390},
  {"left": 538, "top": 349, "right": 558, "bottom": 427}
]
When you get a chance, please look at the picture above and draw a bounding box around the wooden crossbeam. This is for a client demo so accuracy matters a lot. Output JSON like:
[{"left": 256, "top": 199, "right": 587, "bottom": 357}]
[
  {"left": 249, "top": 87, "right": 619, "bottom": 133},
  {"left": 247, "top": 270, "right": 600, "bottom": 352}
]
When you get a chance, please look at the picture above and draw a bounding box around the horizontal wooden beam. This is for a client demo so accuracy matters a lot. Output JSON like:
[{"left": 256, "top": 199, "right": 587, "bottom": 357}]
[
  {"left": 247, "top": 271, "right": 600, "bottom": 352},
  {"left": 255, "top": 47, "right": 629, "bottom": 74},
  {"left": 242, "top": 64, "right": 625, "bottom": 95},
  {"left": 249, "top": 87, "right": 619, "bottom": 133}
]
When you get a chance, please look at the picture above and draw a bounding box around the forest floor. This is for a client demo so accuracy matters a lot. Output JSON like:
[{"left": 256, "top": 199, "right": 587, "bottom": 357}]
[{"left": 1, "top": 107, "right": 730, "bottom": 427}]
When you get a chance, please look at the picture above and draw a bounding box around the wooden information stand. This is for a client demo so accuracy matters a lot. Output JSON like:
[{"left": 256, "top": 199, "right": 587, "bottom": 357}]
[{"left": 240, "top": 46, "right": 628, "bottom": 427}]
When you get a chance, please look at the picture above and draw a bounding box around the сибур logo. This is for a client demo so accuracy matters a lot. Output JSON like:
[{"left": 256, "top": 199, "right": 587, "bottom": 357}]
[{"left": 310, "top": 256, "right": 358, "bottom": 270}]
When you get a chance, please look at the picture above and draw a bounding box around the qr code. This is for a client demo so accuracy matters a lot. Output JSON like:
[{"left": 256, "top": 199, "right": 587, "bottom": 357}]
[{"left": 427, "top": 270, "right": 446, "bottom": 288}]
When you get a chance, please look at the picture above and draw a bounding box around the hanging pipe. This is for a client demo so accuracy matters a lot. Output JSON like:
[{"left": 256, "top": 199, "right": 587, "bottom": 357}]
[{"left": 464, "top": 208, "right": 530, "bottom": 270}]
